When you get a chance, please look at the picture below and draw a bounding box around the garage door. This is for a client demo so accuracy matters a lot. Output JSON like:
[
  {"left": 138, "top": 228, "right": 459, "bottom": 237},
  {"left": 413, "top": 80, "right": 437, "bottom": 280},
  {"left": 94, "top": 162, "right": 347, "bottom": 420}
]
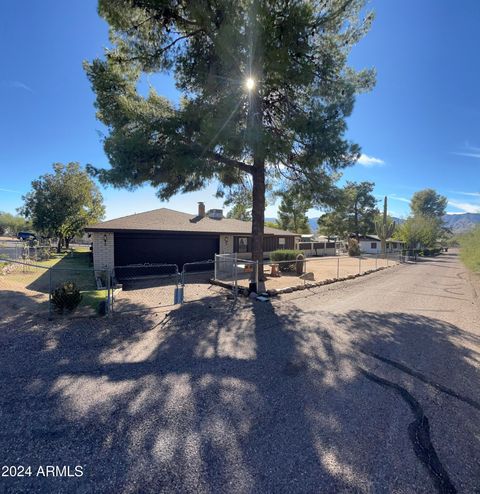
[{"left": 114, "top": 232, "right": 220, "bottom": 268}]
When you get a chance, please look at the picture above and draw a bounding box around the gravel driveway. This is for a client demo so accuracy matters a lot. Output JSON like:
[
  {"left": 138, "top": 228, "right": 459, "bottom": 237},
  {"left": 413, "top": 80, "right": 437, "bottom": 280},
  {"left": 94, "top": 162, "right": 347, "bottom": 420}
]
[{"left": 0, "top": 251, "right": 479, "bottom": 493}]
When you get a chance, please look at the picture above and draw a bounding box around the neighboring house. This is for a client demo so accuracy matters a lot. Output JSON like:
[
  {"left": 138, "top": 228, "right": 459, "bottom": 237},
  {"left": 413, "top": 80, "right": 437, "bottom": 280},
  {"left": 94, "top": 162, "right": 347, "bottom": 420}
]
[
  {"left": 296, "top": 236, "right": 337, "bottom": 257},
  {"left": 356, "top": 235, "right": 405, "bottom": 254},
  {"left": 85, "top": 203, "right": 298, "bottom": 272}
]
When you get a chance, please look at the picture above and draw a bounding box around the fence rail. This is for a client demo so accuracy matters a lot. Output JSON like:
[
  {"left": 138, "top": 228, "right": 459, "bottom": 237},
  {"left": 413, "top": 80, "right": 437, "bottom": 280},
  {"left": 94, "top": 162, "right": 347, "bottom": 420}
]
[
  {"left": 1, "top": 250, "right": 416, "bottom": 317},
  {"left": 0, "top": 257, "right": 110, "bottom": 318},
  {"left": 213, "top": 252, "right": 411, "bottom": 293}
]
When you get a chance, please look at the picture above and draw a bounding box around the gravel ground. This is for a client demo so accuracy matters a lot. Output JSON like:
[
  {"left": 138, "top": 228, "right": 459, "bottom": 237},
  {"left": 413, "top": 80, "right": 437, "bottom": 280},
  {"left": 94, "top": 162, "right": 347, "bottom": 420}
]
[
  {"left": 236, "top": 255, "right": 397, "bottom": 290},
  {"left": 0, "top": 251, "right": 479, "bottom": 493}
]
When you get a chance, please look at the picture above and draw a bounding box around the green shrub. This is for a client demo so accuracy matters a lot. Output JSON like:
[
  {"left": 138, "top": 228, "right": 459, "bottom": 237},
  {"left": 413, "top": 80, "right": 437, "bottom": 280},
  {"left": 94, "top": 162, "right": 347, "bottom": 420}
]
[
  {"left": 347, "top": 238, "right": 360, "bottom": 257},
  {"left": 51, "top": 282, "right": 82, "bottom": 314},
  {"left": 270, "top": 249, "right": 304, "bottom": 272},
  {"left": 459, "top": 226, "right": 480, "bottom": 272}
]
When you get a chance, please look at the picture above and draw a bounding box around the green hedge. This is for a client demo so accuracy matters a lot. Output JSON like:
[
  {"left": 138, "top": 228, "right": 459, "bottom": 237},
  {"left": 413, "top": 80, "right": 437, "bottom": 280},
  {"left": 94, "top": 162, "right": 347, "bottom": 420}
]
[{"left": 270, "top": 249, "right": 304, "bottom": 272}]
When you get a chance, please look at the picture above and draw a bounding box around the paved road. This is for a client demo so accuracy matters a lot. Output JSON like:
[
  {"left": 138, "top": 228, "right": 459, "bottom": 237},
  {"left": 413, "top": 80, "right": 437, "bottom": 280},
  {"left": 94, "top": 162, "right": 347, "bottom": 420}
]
[{"left": 1, "top": 251, "right": 479, "bottom": 493}]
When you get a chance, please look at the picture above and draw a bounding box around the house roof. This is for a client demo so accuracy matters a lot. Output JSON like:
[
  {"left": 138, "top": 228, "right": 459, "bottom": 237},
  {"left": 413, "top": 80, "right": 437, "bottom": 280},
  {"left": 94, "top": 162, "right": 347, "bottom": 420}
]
[
  {"left": 85, "top": 207, "right": 297, "bottom": 236},
  {"left": 358, "top": 234, "right": 405, "bottom": 243}
]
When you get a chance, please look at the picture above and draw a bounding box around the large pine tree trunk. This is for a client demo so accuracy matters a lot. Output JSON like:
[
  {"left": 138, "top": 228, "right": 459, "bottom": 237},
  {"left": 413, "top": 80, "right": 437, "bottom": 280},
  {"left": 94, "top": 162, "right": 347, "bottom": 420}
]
[{"left": 251, "top": 160, "right": 265, "bottom": 285}]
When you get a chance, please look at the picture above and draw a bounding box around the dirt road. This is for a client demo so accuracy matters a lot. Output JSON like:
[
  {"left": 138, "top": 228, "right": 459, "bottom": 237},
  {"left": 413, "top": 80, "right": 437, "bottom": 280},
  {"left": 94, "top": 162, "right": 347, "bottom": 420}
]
[{"left": 0, "top": 251, "right": 479, "bottom": 492}]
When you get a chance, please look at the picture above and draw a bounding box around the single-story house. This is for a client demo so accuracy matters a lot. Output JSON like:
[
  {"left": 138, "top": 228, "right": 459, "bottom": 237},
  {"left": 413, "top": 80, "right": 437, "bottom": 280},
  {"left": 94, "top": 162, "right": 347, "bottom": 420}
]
[
  {"left": 85, "top": 203, "right": 298, "bottom": 272},
  {"left": 356, "top": 235, "right": 405, "bottom": 254},
  {"left": 296, "top": 237, "right": 337, "bottom": 257}
]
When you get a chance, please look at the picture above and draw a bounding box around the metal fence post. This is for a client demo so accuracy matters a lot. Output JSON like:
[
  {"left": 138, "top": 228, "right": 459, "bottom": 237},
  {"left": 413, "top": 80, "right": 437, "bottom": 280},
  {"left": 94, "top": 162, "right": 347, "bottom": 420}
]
[
  {"left": 106, "top": 269, "right": 111, "bottom": 316},
  {"left": 233, "top": 254, "right": 238, "bottom": 302},
  {"left": 337, "top": 257, "right": 340, "bottom": 279},
  {"left": 359, "top": 256, "right": 361, "bottom": 274},
  {"left": 375, "top": 254, "right": 378, "bottom": 269},
  {"left": 48, "top": 267, "right": 52, "bottom": 318},
  {"left": 255, "top": 260, "right": 259, "bottom": 291}
]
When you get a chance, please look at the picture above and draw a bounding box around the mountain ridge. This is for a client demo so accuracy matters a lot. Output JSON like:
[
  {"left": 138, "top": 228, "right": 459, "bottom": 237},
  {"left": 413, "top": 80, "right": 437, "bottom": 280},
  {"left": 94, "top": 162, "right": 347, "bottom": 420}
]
[{"left": 267, "top": 213, "right": 480, "bottom": 234}]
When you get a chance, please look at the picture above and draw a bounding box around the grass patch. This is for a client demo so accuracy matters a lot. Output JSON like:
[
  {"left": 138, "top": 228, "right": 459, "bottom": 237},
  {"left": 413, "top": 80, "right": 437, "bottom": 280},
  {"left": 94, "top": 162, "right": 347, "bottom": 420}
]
[
  {"left": 459, "top": 226, "right": 480, "bottom": 273},
  {"left": 1, "top": 249, "right": 96, "bottom": 293},
  {"left": 80, "top": 289, "right": 108, "bottom": 312}
]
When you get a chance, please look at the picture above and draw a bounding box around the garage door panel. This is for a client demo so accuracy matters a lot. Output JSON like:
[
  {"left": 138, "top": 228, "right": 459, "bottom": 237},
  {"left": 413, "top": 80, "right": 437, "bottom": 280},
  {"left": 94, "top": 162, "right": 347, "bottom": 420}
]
[{"left": 114, "top": 233, "right": 219, "bottom": 268}]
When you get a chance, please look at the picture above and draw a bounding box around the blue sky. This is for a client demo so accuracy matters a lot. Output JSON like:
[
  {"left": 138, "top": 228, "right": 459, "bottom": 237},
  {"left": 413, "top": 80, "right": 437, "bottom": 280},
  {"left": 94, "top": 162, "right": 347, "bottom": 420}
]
[{"left": 1, "top": 0, "right": 479, "bottom": 220}]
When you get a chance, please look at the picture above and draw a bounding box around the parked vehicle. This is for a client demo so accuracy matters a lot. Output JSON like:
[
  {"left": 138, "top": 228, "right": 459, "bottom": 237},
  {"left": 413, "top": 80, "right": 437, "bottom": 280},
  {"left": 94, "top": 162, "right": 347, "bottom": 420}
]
[{"left": 17, "top": 231, "right": 37, "bottom": 241}]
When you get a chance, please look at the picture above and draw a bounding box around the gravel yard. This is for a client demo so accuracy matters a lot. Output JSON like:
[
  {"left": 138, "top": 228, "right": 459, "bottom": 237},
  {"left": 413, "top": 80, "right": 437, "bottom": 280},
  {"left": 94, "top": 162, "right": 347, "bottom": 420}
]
[
  {"left": 1, "top": 253, "right": 479, "bottom": 493},
  {"left": 236, "top": 255, "right": 398, "bottom": 290}
]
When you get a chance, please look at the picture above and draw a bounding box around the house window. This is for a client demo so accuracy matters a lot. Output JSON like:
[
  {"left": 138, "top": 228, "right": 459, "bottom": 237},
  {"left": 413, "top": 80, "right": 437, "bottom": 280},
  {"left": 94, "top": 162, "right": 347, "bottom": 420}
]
[
  {"left": 392, "top": 242, "right": 397, "bottom": 249},
  {"left": 371, "top": 242, "right": 377, "bottom": 249},
  {"left": 278, "top": 237, "right": 286, "bottom": 246},
  {"left": 238, "top": 237, "right": 248, "bottom": 253}
]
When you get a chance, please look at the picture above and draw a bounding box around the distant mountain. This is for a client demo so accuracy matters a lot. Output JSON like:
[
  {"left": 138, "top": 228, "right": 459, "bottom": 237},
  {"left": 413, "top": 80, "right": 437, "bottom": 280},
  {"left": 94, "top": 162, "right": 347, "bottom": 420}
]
[
  {"left": 442, "top": 213, "right": 480, "bottom": 233},
  {"left": 268, "top": 213, "right": 480, "bottom": 234}
]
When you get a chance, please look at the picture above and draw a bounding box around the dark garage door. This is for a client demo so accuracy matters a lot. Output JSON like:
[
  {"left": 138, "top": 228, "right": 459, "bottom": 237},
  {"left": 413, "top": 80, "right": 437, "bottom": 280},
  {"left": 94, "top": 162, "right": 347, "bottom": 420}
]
[{"left": 114, "top": 232, "right": 220, "bottom": 269}]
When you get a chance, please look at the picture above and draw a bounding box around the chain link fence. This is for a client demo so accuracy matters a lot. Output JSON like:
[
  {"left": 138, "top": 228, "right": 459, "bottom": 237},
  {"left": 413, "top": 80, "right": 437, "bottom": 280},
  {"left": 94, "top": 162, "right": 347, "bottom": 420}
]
[
  {"left": 179, "top": 260, "right": 218, "bottom": 303},
  {"left": 0, "top": 242, "right": 52, "bottom": 262},
  {"left": 214, "top": 254, "right": 259, "bottom": 298},
  {"left": 111, "top": 263, "right": 180, "bottom": 313},
  {"left": 213, "top": 252, "right": 410, "bottom": 293},
  {"left": 1, "top": 250, "right": 415, "bottom": 317},
  {"left": 0, "top": 257, "right": 109, "bottom": 317}
]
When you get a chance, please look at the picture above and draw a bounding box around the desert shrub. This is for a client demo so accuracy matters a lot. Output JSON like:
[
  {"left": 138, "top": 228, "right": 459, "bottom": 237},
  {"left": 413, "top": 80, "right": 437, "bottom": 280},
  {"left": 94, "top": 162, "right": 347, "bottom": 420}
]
[
  {"left": 270, "top": 249, "right": 304, "bottom": 272},
  {"left": 347, "top": 238, "right": 360, "bottom": 257},
  {"left": 459, "top": 226, "right": 480, "bottom": 272},
  {"left": 36, "top": 248, "right": 51, "bottom": 261},
  {"left": 51, "top": 282, "right": 82, "bottom": 314}
]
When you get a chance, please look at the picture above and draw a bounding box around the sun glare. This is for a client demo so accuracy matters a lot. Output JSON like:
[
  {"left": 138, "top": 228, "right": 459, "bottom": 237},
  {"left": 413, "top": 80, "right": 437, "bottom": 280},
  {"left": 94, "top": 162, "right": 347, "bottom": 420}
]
[{"left": 245, "top": 77, "right": 255, "bottom": 91}]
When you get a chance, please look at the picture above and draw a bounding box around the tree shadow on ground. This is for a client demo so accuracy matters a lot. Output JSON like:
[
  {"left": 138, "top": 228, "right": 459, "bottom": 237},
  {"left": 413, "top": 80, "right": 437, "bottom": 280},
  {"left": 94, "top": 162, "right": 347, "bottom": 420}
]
[
  {"left": 25, "top": 251, "right": 95, "bottom": 293},
  {"left": 0, "top": 292, "right": 479, "bottom": 493}
]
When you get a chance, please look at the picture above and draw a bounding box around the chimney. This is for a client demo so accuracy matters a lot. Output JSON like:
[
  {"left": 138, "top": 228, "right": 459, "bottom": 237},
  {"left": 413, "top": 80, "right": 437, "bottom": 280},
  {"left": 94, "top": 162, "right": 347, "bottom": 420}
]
[{"left": 198, "top": 202, "right": 206, "bottom": 218}]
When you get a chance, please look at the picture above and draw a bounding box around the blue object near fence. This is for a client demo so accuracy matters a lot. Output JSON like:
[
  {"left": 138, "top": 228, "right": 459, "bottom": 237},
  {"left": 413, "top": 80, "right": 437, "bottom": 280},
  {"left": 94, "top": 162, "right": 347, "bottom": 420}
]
[{"left": 174, "top": 286, "right": 184, "bottom": 305}]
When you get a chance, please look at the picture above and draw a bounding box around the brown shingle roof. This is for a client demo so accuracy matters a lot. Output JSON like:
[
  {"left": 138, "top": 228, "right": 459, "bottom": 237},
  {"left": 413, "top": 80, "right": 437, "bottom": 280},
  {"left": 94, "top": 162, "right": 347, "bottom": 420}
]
[{"left": 85, "top": 207, "right": 297, "bottom": 236}]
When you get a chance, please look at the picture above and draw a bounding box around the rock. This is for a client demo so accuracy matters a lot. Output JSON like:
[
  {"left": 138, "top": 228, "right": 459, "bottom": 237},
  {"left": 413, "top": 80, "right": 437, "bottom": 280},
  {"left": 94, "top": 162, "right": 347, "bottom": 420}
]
[{"left": 299, "top": 271, "right": 315, "bottom": 281}]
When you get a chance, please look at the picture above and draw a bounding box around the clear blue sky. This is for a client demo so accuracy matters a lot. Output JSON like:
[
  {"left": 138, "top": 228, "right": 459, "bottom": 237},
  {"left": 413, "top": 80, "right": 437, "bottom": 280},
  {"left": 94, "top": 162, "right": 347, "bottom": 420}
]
[{"left": 1, "top": 0, "right": 479, "bottom": 220}]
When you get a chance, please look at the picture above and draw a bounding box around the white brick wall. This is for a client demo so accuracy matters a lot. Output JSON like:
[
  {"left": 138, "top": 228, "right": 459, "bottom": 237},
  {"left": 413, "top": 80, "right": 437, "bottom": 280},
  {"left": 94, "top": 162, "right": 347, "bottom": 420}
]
[
  {"left": 219, "top": 235, "right": 234, "bottom": 254},
  {"left": 92, "top": 232, "right": 115, "bottom": 271}
]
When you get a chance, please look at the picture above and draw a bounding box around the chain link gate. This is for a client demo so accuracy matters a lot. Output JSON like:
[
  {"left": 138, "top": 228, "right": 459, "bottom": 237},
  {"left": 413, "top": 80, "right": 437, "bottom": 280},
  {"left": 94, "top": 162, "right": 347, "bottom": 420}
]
[
  {"left": 180, "top": 260, "right": 218, "bottom": 303},
  {"left": 111, "top": 263, "right": 180, "bottom": 313}
]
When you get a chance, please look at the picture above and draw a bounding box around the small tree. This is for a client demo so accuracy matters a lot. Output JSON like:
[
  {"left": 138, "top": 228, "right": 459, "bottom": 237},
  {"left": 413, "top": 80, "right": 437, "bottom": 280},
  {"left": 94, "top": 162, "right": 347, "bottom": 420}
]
[
  {"left": 20, "top": 163, "right": 105, "bottom": 252},
  {"left": 0, "top": 212, "right": 29, "bottom": 236},
  {"left": 395, "top": 215, "right": 439, "bottom": 250},
  {"left": 347, "top": 238, "right": 360, "bottom": 256},
  {"left": 317, "top": 181, "right": 378, "bottom": 239},
  {"left": 410, "top": 189, "right": 448, "bottom": 218},
  {"left": 277, "top": 189, "right": 311, "bottom": 234}
]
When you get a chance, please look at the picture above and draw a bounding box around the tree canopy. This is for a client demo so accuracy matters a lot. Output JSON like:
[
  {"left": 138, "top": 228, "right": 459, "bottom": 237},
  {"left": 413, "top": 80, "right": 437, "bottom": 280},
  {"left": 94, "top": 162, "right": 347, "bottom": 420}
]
[
  {"left": 276, "top": 188, "right": 311, "bottom": 234},
  {"left": 396, "top": 188, "right": 449, "bottom": 250},
  {"left": 85, "top": 0, "right": 375, "bottom": 270},
  {"left": 394, "top": 215, "right": 439, "bottom": 250},
  {"left": 20, "top": 163, "right": 105, "bottom": 251},
  {"left": 410, "top": 189, "right": 448, "bottom": 218},
  {"left": 0, "top": 212, "right": 29, "bottom": 236},
  {"left": 317, "top": 181, "right": 378, "bottom": 238}
]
